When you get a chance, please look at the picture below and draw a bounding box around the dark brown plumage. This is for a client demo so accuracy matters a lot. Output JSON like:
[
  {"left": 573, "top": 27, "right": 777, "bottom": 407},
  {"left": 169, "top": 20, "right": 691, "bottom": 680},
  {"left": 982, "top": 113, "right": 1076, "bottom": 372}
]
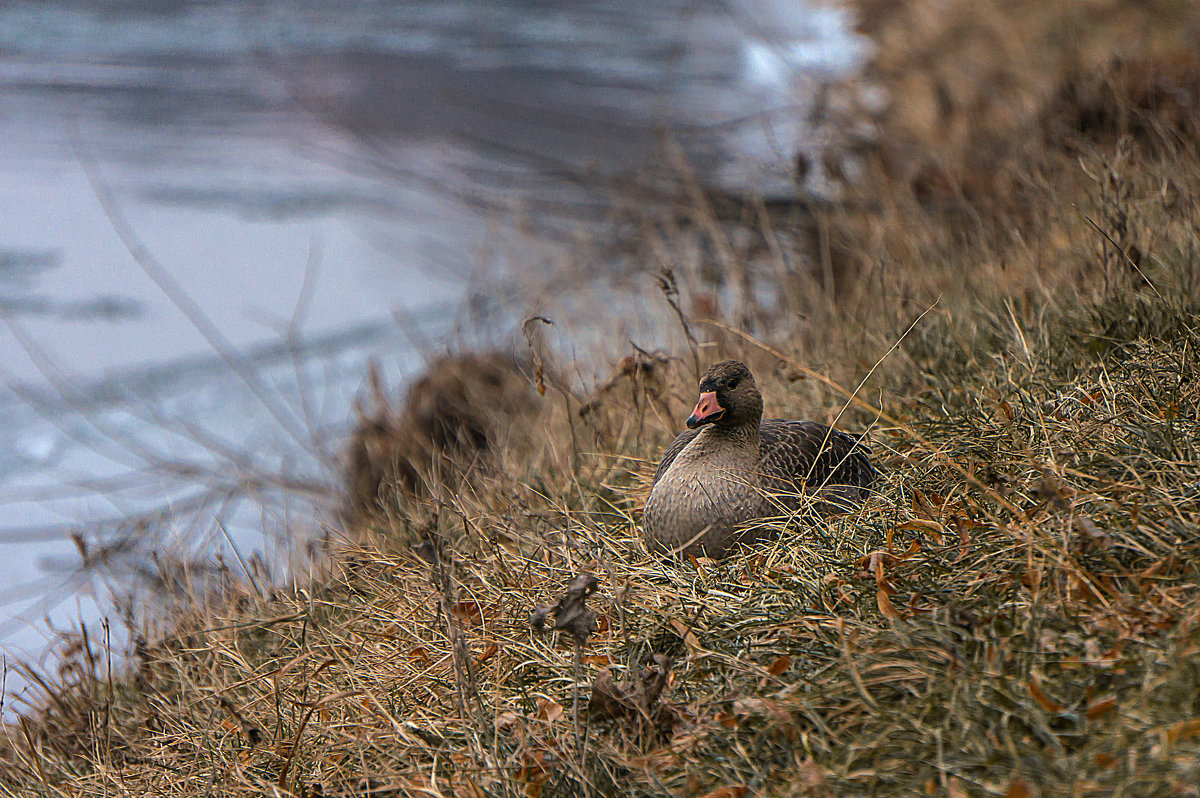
[{"left": 641, "top": 360, "right": 876, "bottom": 558}]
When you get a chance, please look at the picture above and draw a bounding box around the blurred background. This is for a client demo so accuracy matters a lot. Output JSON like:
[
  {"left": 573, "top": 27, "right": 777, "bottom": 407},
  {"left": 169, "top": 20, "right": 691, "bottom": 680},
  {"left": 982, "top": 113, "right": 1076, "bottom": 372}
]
[{"left": 0, "top": 0, "right": 866, "bottom": 691}]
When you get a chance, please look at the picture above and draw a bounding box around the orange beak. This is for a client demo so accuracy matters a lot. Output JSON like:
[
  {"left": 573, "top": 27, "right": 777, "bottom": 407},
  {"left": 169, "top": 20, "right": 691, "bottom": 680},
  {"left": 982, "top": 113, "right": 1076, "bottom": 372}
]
[{"left": 686, "top": 391, "right": 724, "bottom": 429}]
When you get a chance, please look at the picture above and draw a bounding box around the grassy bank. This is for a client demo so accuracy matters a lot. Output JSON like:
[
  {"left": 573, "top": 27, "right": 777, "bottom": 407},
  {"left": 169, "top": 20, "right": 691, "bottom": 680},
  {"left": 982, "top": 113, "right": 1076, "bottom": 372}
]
[{"left": 5, "top": 1, "right": 1200, "bottom": 795}]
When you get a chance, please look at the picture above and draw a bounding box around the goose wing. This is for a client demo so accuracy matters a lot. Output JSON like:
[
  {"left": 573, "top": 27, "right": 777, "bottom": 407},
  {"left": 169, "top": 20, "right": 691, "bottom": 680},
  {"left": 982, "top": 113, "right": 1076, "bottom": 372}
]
[
  {"left": 651, "top": 428, "right": 701, "bottom": 484},
  {"left": 758, "top": 419, "right": 876, "bottom": 495}
]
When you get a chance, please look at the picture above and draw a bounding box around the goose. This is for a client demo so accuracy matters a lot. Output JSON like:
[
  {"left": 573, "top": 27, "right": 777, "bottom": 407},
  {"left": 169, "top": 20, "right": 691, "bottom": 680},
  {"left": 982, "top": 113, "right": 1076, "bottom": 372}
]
[{"left": 642, "top": 360, "right": 876, "bottom": 558}]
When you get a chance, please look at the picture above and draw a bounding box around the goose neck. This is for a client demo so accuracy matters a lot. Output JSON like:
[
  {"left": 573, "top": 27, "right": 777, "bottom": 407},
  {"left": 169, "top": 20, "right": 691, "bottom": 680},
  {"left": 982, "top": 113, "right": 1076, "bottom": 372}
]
[{"left": 702, "top": 422, "right": 760, "bottom": 450}]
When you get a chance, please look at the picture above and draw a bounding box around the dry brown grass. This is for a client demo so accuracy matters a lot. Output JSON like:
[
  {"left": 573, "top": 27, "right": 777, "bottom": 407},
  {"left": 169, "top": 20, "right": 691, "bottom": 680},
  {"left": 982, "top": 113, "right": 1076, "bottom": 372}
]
[
  {"left": 4, "top": 1, "right": 1200, "bottom": 796},
  {"left": 343, "top": 351, "right": 540, "bottom": 526}
]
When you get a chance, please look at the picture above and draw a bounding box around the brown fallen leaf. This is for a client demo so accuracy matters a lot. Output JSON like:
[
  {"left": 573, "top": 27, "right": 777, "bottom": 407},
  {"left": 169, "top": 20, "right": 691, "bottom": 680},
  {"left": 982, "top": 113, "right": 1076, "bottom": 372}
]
[
  {"left": 911, "top": 487, "right": 944, "bottom": 514},
  {"left": 452, "top": 600, "right": 484, "bottom": 625},
  {"left": 515, "top": 746, "right": 554, "bottom": 798},
  {"left": 1087, "top": 695, "right": 1117, "bottom": 720},
  {"left": 589, "top": 654, "right": 673, "bottom": 724},
  {"left": 695, "top": 787, "right": 748, "bottom": 798},
  {"left": 877, "top": 586, "right": 902, "bottom": 621},
  {"left": 494, "top": 711, "right": 520, "bottom": 731},
  {"left": 791, "top": 759, "right": 832, "bottom": 797},
  {"left": 857, "top": 549, "right": 901, "bottom": 574},
  {"left": 858, "top": 550, "right": 905, "bottom": 621},
  {"left": 536, "top": 696, "right": 564, "bottom": 723},
  {"left": 767, "top": 655, "right": 791, "bottom": 676},
  {"left": 951, "top": 515, "right": 975, "bottom": 559},
  {"left": 1165, "top": 718, "right": 1200, "bottom": 744},
  {"left": 892, "top": 518, "right": 945, "bottom": 545},
  {"left": 908, "top": 592, "right": 933, "bottom": 615},
  {"left": 1027, "top": 675, "right": 1065, "bottom": 713},
  {"left": 1073, "top": 517, "right": 1110, "bottom": 550},
  {"left": 669, "top": 619, "right": 702, "bottom": 654},
  {"left": 1086, "top": 637, "right": 1126, "bottom": 667},
  {"left": 1003, "top": 779, "right": 1032, "bottom": 798},
  {"left": 457, "top": 779, "right": 490, "bottom": 798},
  {"left": 531, "top": 573, "right": 599, "bottom": 644}
]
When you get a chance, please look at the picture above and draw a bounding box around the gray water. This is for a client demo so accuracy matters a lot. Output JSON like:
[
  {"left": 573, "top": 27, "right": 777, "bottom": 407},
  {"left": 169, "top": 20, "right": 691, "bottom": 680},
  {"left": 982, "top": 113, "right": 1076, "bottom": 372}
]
[{"left": 0, "top": 0, "right": 867, "bottom": 704}]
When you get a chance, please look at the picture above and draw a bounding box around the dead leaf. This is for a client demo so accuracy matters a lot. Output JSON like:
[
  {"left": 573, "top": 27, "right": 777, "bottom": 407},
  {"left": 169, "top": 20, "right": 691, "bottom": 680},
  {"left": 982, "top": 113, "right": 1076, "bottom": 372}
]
[
  {"left": 1027, "top": 675, "right": 1065, "bottom": 713},
  {"left": 767, "top": 656, "right": 791, "bottom": 676},
  {"left": 1073, "top": 517, "right": 1110, "bottom": 550},
  {"left": 695, "top": 787, "right": 748, "bottom": 798},
  {"left": 1165, "top": 719, "right": 1200, "bottom": 744},
  {"left": 908, "top": 593, "right": 932, "bottom": 615},
  {"left": 1087, "top": 695, "right": 1117, "bottom": 720},
  {"left": 589, "top": 654, "right": 673, "bottom": 725},
  {"left": 1003, "top": 779, "right": 1031, "bottom": 798},
  {"left": 948, "top": 776, "right": 968, "bottom": 798},
  {"left": 531, "top": 573, "right": 599, "bottom": 644},
  {"left": 856, "top": 549, "right": 907, "bottom": 574},
  {"left": 892, "top": 518, "right": 945, "bottom": 545},
  {"left": 1086, "top": 638, "right": 1125, "bottom": 667},
  {"left": 669, "top": 619, "right": 702, "bottom": 654},
  {"left": 457, "top": 779, "right": 490, "bottom": 798},
  {"left": 732, "top": 697, "right": 791, "bottom": 726},
  {"left": 877, "top": 586, "right": 902, "bottom": 621},
  {"left": 1034, "top": 472, "right": 1072, "bottom": 510},
  {"left": 476, "top": 643, "right": 499, "bottom": 663},
  {"left": 951, "top": 515, "right": 975, "bottom": 559},
  {"left": 790, "top": 759, "right": 832, "bottom": 797},
  {"left": 536, "top": 697, "right": 563, "bottom": 724},
  {"left": 515, "top": 746, "right": 554, "bottom": 798},
  {"left": 863, "top": 554, "right": 904, "bottom": 621},
  {"left": 451, "top": 600, "right": 484, "bottom": 625},
  {"left": 912, "top": 488, "right": 945, "bottom": 513}
]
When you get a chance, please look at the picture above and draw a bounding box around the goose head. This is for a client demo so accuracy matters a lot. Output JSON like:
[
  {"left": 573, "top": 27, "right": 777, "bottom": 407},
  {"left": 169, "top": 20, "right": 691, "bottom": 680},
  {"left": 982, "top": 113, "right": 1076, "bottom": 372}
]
[{"left": 686, "top": 360, "right": 763, "bottom": 431}]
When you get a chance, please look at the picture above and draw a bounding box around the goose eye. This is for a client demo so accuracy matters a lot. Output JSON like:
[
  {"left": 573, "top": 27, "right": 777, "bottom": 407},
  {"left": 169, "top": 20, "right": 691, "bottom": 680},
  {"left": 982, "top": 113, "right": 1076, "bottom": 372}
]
[{"left": 727, "top": 377, "right": 740, "bottom": 390}]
